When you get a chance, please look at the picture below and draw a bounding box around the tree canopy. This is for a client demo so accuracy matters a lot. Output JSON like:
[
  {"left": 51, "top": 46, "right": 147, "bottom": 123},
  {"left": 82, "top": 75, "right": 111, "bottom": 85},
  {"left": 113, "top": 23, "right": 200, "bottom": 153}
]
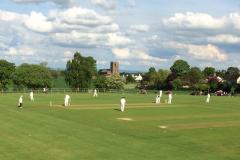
[
  {"left": 12, "top": 63, "right": 52, "bottom": 89},
  {"left": 0, "top": 60, "right": 15, "bottom": 90},
  {"left": 65, "top": 52, "right": 97, "bottom": 89},
  {"left": 170, "top": 60, "right": 190, "bottom": 76}
]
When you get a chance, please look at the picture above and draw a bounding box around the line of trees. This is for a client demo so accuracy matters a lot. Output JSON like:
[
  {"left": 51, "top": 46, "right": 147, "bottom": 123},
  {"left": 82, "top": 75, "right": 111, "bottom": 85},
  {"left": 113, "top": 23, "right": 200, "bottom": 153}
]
[
  {"left": 0, "top": 52, "right": 239, "bottom": 93},
  {"left": 141, "top": 60, "right": 240, "bottom": 94},
  {"left": 0, "top": 60, "right": 53, "bottom": 90}
]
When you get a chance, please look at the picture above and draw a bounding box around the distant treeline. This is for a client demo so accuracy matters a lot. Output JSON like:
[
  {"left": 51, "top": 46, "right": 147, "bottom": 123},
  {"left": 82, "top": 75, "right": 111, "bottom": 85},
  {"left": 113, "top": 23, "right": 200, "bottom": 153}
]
[{"left": 0, "top": 52, "right": 239, "bottom": 93}]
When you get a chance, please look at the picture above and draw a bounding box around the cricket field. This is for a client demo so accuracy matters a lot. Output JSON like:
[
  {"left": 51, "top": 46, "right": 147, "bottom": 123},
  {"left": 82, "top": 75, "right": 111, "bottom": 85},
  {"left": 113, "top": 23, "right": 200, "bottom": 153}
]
[{"left": 0, "top": 92, "right": 240, "bottom": 160}]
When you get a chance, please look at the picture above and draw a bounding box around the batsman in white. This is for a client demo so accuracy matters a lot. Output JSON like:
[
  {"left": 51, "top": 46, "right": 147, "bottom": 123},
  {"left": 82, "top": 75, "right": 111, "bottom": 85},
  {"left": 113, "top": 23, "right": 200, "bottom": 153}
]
[
  {"left": 168, "top": 91, "right": 172, "bottom": 104},
  {"left": 64, "top": 94, "right": 71, "bottom": 107},
  {"left": 30, "top": 91, "right": 34, "bottom": 101},
  {"left": 159, "top": 90, "right": 163, "bottom": 103},
  {"left": 120, "top": 97, "right": 126, "bottom": 112},
  {"left": 18, "top": 95, "right": 23, "bottom": 108},
  {"left": 93, "top": 89, "right": 98, "bottom": 97},
  {"left": 206, "top": 93, "right": 211, "bottom": 103}
]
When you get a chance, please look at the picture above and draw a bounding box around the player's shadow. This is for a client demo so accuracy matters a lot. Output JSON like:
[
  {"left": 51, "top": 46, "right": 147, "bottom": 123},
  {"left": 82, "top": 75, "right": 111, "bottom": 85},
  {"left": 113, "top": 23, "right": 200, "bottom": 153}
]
[{"left": 114, "top": 108, "right": 121, "bottom": 112}]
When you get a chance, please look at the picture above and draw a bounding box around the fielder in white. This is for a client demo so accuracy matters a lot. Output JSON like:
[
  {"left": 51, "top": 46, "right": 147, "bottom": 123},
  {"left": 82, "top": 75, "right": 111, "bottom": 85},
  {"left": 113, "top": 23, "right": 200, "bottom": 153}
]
[
  {"left": 30, "top": 91, "right": 34, "bottom": 101},
  {"left": 168, "top": 91, "right": 172, "bottom": 104},
  {"left": 18, "top": 95, "right": 23, "bottom": 108},
  {"left": 156, "top": 95, "right": 160, "bottom": 104},
  {"left": 64, "top": 94, "right": 71, "bottom": 107},
  {"left": 120, "top": 97, "right": 126, "bottom": 112},
  {"left": 206, "top": 93, "right": 211, "bottom": 103},
  {"left": 93, "top": 89, "right": 98, "bottom": 97},
  {"left": 159, "top": 90, "right": 163, "bottom": 103}
]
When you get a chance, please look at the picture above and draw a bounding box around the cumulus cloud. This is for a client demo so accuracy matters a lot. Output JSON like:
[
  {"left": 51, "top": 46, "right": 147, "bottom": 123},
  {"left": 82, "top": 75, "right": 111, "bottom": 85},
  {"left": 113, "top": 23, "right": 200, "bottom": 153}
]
[
  {"left": 112, "top": 48, "right": 167, "bottom": 63},
  {"left": 167, "top": 42, "right": 228, "bottom": 61},
  {"left": 10, "top": 0, "right": 74, "bottom": 7},
  {"left": 5, "top": 46, "right": 36, "bottom": 56},
  {"left": 129, "top": 24, "right": 150, "bottom": 33},
  {"left": 229, "top": 12, "right": 240, "bottom": 30},
  {"left": 50, "top": 7, "right": 112, "bottom": 27},
  {"left": 90, "top": 0, "right": 117, "bottom": 10},
  {"left": 24, "top": 11, "right": 53, "bottom": 33},
  {"left": 0, "top": 9, "right": 27, "bottom": 22},
  {"left": 207, "top": 34, "right": 240, "bottom": 44},
  {"left": 163, "top": 11, "right": 240, "bottom": 32},
  {"left": 163, "top": 12, "right": 226, "bottom": 29}
]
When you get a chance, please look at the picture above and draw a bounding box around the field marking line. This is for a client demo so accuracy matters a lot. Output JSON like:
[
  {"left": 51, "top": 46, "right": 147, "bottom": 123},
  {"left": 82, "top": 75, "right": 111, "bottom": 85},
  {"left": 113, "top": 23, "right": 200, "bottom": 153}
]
[
  {"left": 51, "top": 104, "right": 190, "bottom": 110},
  {"left": 116, "top": 118, "right": 133, "bottom": 121},
  {"left": 158, "top": 120, "right": 240, "bottom": 130}
]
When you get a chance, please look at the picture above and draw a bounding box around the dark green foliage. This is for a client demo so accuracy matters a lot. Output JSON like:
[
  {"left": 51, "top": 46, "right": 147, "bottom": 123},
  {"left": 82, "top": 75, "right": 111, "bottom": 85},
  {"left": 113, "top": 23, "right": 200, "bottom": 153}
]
[
  {"left": 93, "top": 75, "right": 107, "bottom": 89},
  {"left": 187, "top": 67, "right": 203, "bottom": 85},
  {"left": 142, "top": 68, "right": 169, "bottom": 89},
  {"left": 65, "top": 52, "right": 97, "bottom": 89},
  {"left": 224, "top": 67, "right": 239, "bottom": 85},
  {"left": 126, "top": 75, "right": 135, "bottom": 84},
  {"left": 0, "top": 59, "right": 15, "bottom": 90},
  {"left": 170, "top": 60, "right": 190, "bottom": 76},
  {"left": 203, "top": 67, "right": 215, "bottom": 77},
  {"left": 12, "top": 63, "right": 52, "bottom": 89}
]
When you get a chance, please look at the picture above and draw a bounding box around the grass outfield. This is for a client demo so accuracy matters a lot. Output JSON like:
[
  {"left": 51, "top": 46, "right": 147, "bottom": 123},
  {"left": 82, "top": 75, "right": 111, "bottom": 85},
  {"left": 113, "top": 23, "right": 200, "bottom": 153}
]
[{"left": 0, "top": 93, "right": 240, "bottom": 160}]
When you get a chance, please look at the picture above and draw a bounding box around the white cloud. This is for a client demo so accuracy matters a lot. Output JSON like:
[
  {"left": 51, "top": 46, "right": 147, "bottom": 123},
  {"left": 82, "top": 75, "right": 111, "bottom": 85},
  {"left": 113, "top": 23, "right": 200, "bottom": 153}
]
[
  {"left": 129, "top": 24, "right": 150, "bottom": 33},
  {"left": 207, "top": 34, "right": 240, "bottom": 44},
  {"left": 10, "top": 0, "right": 74, "bottom": 7},
  {"left": 107, "top": 33, "right": 132, "bottom": 46},
  {"left": 163, "top": 11, "right": 240, "bottom": 32},
  {"left": 90, "top": 0, "right": 117, "bottom": 10},
  {"left": 112, "top": 48, "right": 167, "bottom": 63},
  {"left": 229, "top": 12, "right": 240, "bottom": 30},
  {"left": 50, "top": 7, "right": 112, "bottom": 26},
  {"left": 52, "top": 31, "right": 131, "bottom": 47},
  {"left": 167, "top": 42, "right": 228, "bottom": 61},
  {"left": 24, "top": 11, "right": 53, "bottom": 33},
  {"left": 163, "top": 12, "right": 226, "bottom": 29},
  {"left": 5, "top": 46, "right": 36, "bottom": 56},
  {"left": 0, "top": 9, "right": 27, "bottom": 22}
]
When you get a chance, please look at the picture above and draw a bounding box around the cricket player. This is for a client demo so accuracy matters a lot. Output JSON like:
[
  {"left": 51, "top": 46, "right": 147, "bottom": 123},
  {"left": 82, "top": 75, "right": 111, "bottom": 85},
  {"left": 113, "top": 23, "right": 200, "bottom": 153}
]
[
  {"left": 18, "top": 95, "right": 23, "bottom": 108},
  {"left": 156, "top": 95, "right": 160, "bottom": 104},
  {"left": 30, "top": 91, "right": 34, "bottom": 101},
  {"left": 159, "top": 90, "right": 163, "bottom": 103},
  {"left": 64, "top": 94, "right": 71, "bottom": 107},
  {"left": 168, "top": 91, "right": 172, "bottom": 104},
  {"left": 120, "top": 97, "right": 126, "bottom": 112},
  {"left": 206, "top": 93, "right": 211, "bottom": 103},
  {"left": 93, "top": 89, "right": 98, "bottom": 97}
]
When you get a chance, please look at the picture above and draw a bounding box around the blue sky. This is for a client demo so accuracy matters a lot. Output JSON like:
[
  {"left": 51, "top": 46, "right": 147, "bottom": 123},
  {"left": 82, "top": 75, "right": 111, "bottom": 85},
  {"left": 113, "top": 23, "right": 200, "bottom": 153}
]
[{"left": 0, "top": 0, "right": 239, "bottom": 71}]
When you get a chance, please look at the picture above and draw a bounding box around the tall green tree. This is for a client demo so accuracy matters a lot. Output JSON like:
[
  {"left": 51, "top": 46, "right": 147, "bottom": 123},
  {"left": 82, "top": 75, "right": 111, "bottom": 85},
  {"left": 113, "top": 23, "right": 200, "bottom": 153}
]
[
  {"left": 203, "top": 67, "right": 215, "bottom": 77},
  {"left": 225, "top": 67, "right": 240, "bottom": 85},
  {"left": 12, "top": 63, "right": 52, "bottom": 89},
  {"left": 170, "top": 60, "right": 190, "bottom": 77},
  {"left": 65, "top": 52, "right": 97, "bottom": 88},
  {"left": 0, "top": 60, "right": 15, "bottom": 90},
  {"left": 187, "top": 67, "right": 203, "bottom": 85},
  {"left": 153, "top": 69, "right": 170, "bottom": 89}
]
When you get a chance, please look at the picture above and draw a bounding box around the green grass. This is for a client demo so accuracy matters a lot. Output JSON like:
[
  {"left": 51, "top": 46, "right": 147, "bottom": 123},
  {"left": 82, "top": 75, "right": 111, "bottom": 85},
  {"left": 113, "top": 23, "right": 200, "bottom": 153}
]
[{"left": 0, "top": 92, "right": 240, "bottom": 160}]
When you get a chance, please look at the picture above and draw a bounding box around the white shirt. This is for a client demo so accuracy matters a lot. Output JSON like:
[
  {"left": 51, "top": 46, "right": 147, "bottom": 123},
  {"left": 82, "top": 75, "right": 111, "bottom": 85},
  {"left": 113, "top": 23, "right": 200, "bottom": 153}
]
[
  {"left": 19, "top": 96, "right": 23, "bottom": 103},
  {"left": 65, "top": 95, "right": 70, "bottom": 101},
  {"left": 159, "top": 90, "right": 162, "bottom": 97},
  {"left": 120, "top": 98, "right": 126, "bottom": 104}
]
